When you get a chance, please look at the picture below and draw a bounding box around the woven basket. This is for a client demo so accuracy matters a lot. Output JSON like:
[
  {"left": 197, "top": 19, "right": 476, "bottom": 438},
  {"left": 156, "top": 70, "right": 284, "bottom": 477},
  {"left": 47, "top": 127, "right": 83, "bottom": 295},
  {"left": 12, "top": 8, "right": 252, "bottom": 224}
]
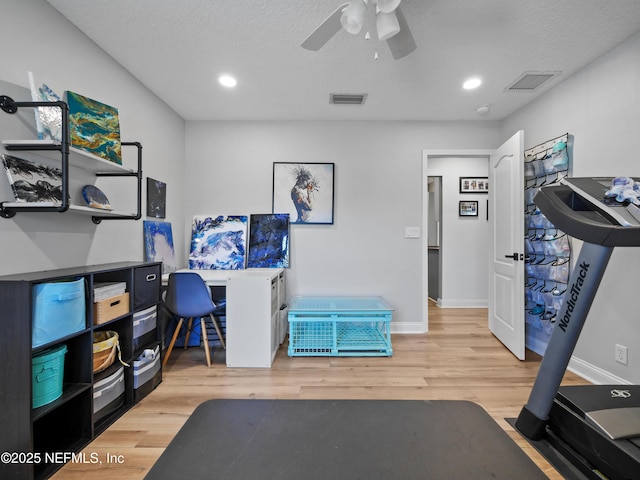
[{"left": 93, "top": 330, "right": 122, "bottom": 373}]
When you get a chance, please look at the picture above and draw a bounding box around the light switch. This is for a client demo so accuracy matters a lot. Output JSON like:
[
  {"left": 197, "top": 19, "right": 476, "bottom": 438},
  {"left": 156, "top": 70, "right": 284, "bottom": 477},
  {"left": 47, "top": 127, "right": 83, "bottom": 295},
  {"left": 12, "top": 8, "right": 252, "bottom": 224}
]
[{"left": 405, "top": 226, "right": 420, "bottom": 238}]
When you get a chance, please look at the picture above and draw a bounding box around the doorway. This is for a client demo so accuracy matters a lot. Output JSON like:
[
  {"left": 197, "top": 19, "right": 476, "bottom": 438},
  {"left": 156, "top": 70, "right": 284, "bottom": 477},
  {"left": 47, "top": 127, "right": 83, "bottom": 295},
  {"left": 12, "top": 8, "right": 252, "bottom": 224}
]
[
  {"left": 421, "top": 149, "right": 493, "bottom": 331},
  {"left": 427, "top": 176, "right": 442, "bottom": 302}
]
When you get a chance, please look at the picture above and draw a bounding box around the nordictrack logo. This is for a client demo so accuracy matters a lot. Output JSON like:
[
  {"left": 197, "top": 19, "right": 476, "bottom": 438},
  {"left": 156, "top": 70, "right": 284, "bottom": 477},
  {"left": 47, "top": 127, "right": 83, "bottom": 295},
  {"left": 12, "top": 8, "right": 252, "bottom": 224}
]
[{"left": 558, "top": 261, "right": 590, "bottom": 333}]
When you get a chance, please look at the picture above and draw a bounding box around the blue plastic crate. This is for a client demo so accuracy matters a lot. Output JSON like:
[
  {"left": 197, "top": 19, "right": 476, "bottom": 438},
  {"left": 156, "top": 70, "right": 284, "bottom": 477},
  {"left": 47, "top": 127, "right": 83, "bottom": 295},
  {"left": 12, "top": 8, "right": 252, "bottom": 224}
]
[
  {"left": 287, "top": 296, "right": 393, "bottom": 357},
  {"left": 288, "top": 321, "right": 335, "bottom": 355}
]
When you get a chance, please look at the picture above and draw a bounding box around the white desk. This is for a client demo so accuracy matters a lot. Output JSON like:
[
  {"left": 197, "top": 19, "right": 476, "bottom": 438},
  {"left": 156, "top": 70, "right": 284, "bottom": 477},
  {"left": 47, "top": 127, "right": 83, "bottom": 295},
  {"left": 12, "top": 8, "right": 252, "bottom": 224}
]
[
  {"left": 169, "top": 268, "right": 283, "bottom": 285},
  {"left": 166, "top": 268, "right": 287, "bottom": 368}
]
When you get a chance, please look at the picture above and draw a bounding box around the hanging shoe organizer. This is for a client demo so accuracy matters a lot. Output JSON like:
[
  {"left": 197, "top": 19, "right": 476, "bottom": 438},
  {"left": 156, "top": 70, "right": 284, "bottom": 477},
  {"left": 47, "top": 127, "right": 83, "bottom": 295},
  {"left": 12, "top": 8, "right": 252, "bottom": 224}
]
[{"left": 524, "top": 133, "right": 573, "bottom": 355}]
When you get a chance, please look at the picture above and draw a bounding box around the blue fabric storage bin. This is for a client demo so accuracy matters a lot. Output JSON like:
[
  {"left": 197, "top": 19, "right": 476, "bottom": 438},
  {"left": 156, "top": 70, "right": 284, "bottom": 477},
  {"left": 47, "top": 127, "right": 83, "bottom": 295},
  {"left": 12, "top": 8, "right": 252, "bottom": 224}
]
[{"left": 32, "top": 278, "right": 86, "bottom": 347}]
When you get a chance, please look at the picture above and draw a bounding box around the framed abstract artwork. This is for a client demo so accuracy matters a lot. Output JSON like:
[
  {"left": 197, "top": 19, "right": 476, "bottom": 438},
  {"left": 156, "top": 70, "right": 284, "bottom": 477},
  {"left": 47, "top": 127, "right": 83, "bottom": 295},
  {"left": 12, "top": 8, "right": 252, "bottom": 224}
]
[
  {"left": 143, "top": 220, "right": 176, "bottom": 274},
  {"left": 459, "top": 200, "right": 479, "bottom": 217},
  {"left": 272, "top": 162, "right": 334, "bottom": 224},
  {"left": 1, "top": 153, "right": 63, "bottom": 205},
  {"left": 459, "top": 177, "right": 489, "bottom": 194},
  {"left": 36, "top": 83, "right": 63, "bottom": 143},
  {"left": 146, "top": 177, "right": 166, "bottom": 218},
  {"left": 66, "top": 90, "right": 122, "bottom": 165},
  {"left": 189, "top": 215, "right": 248, "bottom": 270},
  {"left": 247, "top": 214, "right": 290, "bottom": 268}
]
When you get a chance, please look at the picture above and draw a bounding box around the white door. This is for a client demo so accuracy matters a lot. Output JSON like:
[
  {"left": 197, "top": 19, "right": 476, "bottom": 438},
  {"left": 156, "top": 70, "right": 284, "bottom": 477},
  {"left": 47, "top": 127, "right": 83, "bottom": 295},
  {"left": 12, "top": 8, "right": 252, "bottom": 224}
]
[{"left": 488, "top": 131, "right": 525, "bottom": 359}]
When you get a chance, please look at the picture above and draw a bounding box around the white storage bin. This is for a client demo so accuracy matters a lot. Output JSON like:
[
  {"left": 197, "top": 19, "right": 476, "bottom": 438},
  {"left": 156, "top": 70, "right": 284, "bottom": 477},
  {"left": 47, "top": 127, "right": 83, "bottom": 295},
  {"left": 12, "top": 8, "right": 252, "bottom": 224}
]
[
  {"left": 133, "top": 305, "right": 157, "bottom": 350},
  {"left": 133, "top": 344, "right": 161, "bottom": 402},
  {"left": 93, "top": 365, "right": 125, "bottom": 421}
]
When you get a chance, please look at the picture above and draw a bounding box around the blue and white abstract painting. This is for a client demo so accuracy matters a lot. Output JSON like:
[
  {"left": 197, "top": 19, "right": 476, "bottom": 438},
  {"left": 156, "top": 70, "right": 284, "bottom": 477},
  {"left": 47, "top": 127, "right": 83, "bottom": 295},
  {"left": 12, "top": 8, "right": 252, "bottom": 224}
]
[
  {"left": 143, "top": 221, "right": 176, "bottom": 274},
  {"left": 247, "top": 214, "right": 290, "bottom": 268},
  {"left": 189, "top": 215, "right": 248, "bottom": 270}
]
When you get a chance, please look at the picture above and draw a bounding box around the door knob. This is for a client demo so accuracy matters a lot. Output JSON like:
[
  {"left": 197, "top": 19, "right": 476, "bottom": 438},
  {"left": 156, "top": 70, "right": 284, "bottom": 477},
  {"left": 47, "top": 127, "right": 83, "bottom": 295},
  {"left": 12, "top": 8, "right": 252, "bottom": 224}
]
[{"left": 504, "top": 253, "right": 521, "bottom": 261}]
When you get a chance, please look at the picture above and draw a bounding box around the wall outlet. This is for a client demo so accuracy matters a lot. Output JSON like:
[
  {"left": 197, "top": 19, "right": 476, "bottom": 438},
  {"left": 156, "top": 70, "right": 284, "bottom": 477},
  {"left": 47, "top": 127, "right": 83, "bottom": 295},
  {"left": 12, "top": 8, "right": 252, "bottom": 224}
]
[
  {"left": 404, "top": 226, "right": 420, "bottom": 239},
  {"left": 615, "top": 344, "right": 628, "bottom": 365}
]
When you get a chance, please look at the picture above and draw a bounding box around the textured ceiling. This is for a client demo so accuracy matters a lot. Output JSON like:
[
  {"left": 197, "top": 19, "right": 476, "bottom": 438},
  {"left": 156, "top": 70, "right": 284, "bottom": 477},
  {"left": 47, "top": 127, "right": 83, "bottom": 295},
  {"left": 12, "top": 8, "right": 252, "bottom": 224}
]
[{"left": 47, "top": 0, "right": 640, "bottom": 121}]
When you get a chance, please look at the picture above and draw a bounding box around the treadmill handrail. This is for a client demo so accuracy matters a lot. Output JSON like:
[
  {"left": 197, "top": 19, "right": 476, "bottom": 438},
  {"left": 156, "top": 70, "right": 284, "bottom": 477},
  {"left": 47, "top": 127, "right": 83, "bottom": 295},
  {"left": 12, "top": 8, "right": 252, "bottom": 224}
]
[{"left": 534, "top": 183, "right": 640, "bottom": 247}]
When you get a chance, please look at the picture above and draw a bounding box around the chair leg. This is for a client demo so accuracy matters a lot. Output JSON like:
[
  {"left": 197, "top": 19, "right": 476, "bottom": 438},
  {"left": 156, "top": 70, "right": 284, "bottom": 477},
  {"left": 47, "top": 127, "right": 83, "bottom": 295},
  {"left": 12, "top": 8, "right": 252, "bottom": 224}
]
[
  {"left": 208, "top": 313, "right": 226, "bottom": 350},
  {"left": 200, "top": 317, "right": 212, "bottom": 367},
  {"left": 163, "top": 317, "right": 184, "bottom": 367},
  {"left": 184, "top": 317, "right": 194, "bottom": 349}
]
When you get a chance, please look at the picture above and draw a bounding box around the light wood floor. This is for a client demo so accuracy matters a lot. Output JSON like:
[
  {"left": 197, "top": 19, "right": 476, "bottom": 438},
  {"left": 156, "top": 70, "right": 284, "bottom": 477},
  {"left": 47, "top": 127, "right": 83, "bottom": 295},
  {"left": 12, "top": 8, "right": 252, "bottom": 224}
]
[{"left": 53, "top": 303, "right": 588, "bottom": 479}]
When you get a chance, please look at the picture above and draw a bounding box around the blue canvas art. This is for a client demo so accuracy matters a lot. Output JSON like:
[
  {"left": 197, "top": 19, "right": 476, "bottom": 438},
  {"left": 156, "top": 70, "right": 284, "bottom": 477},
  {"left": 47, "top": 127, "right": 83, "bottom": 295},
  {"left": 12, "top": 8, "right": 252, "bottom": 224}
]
[
  {"left": 143, "top": 221, "right": 176, "bottom": 274},
  {"left": 189, "top": 215, "right": 248, "bottom": 270},
  {"left": 247, "top": 214, "right": 290, "bottom": 268}
]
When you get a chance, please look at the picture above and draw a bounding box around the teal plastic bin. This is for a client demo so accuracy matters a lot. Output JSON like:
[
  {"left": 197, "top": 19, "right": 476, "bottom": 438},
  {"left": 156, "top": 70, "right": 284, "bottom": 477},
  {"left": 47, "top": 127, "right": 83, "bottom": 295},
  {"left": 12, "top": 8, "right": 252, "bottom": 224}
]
[
  {"left": 32, "top": 278, "right": 86, "bottom": 347},
  {"left": 32, "top": 344, "right": 67, "bottom": 408}
]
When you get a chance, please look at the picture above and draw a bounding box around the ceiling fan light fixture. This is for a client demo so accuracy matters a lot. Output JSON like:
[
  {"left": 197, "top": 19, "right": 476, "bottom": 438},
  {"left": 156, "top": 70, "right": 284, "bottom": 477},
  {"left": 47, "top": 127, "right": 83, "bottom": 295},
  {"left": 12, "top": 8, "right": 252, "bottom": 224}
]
[
  {"left": 376, "top": 10, "right": 400, "bottom": 41},
  {"left": 376, "top": 0, "right": 401, "bottom": 14},
  {"left": 340, "top": 0, "right": 368, "bottom": 35}
]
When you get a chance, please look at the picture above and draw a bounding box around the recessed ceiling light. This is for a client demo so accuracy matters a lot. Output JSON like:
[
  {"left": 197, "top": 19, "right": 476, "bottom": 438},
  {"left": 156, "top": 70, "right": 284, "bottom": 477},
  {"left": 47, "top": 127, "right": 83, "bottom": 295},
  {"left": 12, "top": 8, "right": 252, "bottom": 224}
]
[
  {"left": 219, "top": 75, "right": 237, "bottom": 88},
  {"left": 463, "top": 77, "right": 482, "bottom": 90}
]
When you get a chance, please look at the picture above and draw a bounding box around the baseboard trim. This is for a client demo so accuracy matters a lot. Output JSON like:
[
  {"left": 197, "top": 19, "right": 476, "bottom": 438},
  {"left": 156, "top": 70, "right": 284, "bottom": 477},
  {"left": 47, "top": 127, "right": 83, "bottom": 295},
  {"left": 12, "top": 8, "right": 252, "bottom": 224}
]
[
  {"left": 391, "top": 322, "right": 427, "bottom": 334},
  {"left": 436, "top": 298, "right": 488, "bottom": 308},
  {"left": 568, "top": 356, "right": 631, "bottom": 385}
]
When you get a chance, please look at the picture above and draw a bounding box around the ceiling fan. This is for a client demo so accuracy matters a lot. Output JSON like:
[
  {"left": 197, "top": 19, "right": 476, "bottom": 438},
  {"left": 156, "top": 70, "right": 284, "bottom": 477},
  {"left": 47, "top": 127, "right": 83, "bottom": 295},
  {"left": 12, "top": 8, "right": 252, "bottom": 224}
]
[{"left": 301, "top": 0, "right": 417, "bottom": 60}]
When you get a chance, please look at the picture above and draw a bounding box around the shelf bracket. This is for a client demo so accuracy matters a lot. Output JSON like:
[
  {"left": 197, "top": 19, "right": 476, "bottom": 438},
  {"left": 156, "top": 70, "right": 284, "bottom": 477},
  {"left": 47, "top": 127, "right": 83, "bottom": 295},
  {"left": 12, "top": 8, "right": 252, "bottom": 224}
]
[
  {"left": 91, "top": 141, "right": 143, "bottom": 224},
  {"left": 0, "top": 203, "right": 16, "bottom": 218},
  {"left": 0, "top": 95, "right": 18, "bottom": 114},
  {"left": 1, "top": 96, "right": 70, "bottom": 219}
]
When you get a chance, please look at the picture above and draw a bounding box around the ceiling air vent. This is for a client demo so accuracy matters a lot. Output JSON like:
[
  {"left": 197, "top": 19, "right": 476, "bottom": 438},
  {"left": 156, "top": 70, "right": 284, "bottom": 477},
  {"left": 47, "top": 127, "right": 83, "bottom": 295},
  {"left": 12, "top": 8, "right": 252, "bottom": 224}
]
[
  {"left": 506, "top": 72, "right": 560, "bottom": 92},
  {"left": 330, "top": 93, "right": 367, "bottom": 105}
]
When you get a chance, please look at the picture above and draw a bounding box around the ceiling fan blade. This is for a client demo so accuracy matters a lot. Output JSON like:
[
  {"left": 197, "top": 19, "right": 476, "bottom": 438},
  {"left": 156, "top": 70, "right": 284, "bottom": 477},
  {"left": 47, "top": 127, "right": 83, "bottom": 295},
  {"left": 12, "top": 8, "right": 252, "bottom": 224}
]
[
  {"left": 301, "top": 3, "right": 349, "bottom": 51},
  {"left": 386, "top": 6, "right": 417, "bottom": 59}
]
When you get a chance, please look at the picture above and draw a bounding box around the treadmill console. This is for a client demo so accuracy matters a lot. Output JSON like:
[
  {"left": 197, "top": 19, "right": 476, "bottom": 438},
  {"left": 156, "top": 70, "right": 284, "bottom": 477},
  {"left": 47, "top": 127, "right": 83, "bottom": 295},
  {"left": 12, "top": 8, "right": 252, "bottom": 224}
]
[
  {"left": 562, "top": 177, "right": 640, "bottom": 226},
  {"left": 534, "top": 177, "right": 640, "bottom": 247}
]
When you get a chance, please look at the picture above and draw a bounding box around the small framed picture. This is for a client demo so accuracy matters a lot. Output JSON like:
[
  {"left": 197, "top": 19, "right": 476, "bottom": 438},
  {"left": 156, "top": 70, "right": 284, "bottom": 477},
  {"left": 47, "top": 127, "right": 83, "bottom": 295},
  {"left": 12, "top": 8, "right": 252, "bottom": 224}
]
[
  {"left": 146, "top": 177, "right": 166, "bottom": 218},
  {"left": 459, "top": 177, "right": 489, "bottom": 193},
  {"left": 459, "top": 200, "right": 478, "bottom": 217}
]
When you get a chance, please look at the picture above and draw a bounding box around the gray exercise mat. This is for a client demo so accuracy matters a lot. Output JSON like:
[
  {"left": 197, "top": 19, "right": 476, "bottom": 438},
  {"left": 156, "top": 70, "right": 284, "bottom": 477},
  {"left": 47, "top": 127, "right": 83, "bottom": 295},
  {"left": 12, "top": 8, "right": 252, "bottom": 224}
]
[{"left": 146, "top": 399, "right": 547, "bottom": 480}]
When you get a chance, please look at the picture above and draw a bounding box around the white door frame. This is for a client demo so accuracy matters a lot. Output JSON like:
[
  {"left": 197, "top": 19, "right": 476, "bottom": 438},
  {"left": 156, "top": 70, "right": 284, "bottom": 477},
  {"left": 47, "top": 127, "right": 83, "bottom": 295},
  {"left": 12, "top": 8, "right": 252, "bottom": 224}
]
[{"left": 422, "top": 149, "right": 494, "bottom": 332}]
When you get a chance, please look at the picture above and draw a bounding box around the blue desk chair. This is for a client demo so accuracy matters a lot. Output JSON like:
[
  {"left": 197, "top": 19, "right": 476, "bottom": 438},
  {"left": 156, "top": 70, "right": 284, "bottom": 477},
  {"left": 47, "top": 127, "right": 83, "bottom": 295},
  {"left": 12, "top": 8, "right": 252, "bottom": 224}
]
[{"left": 162, "top": 272, "right": 226, "bottom": 367}]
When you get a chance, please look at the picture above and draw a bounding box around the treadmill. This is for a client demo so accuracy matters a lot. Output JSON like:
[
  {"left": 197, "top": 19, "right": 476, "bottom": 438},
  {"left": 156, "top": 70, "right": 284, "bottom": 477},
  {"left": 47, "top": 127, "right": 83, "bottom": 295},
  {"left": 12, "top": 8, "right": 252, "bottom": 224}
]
[{"left": 515, "top": 177, "right": 640, "bottom": 480}]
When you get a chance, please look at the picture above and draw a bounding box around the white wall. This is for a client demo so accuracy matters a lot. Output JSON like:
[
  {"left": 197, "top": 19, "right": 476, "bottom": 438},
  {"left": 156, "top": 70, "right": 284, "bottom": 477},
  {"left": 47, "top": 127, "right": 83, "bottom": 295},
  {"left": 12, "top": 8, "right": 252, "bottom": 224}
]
[
  {"left": 9, "top": 0, "right": 636, "bottom": 383},
  {"left": 427, "top": 156, "right": 489, "bottom": 307},
  {"left": 0, "top": 0, "right": 186, "bottom": 275},
  {"left": 502, "top": 31, "right": 640, "bottom": 384},
  {"left": 185, "top": 121, "right": 501, "bottom": 331}
]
